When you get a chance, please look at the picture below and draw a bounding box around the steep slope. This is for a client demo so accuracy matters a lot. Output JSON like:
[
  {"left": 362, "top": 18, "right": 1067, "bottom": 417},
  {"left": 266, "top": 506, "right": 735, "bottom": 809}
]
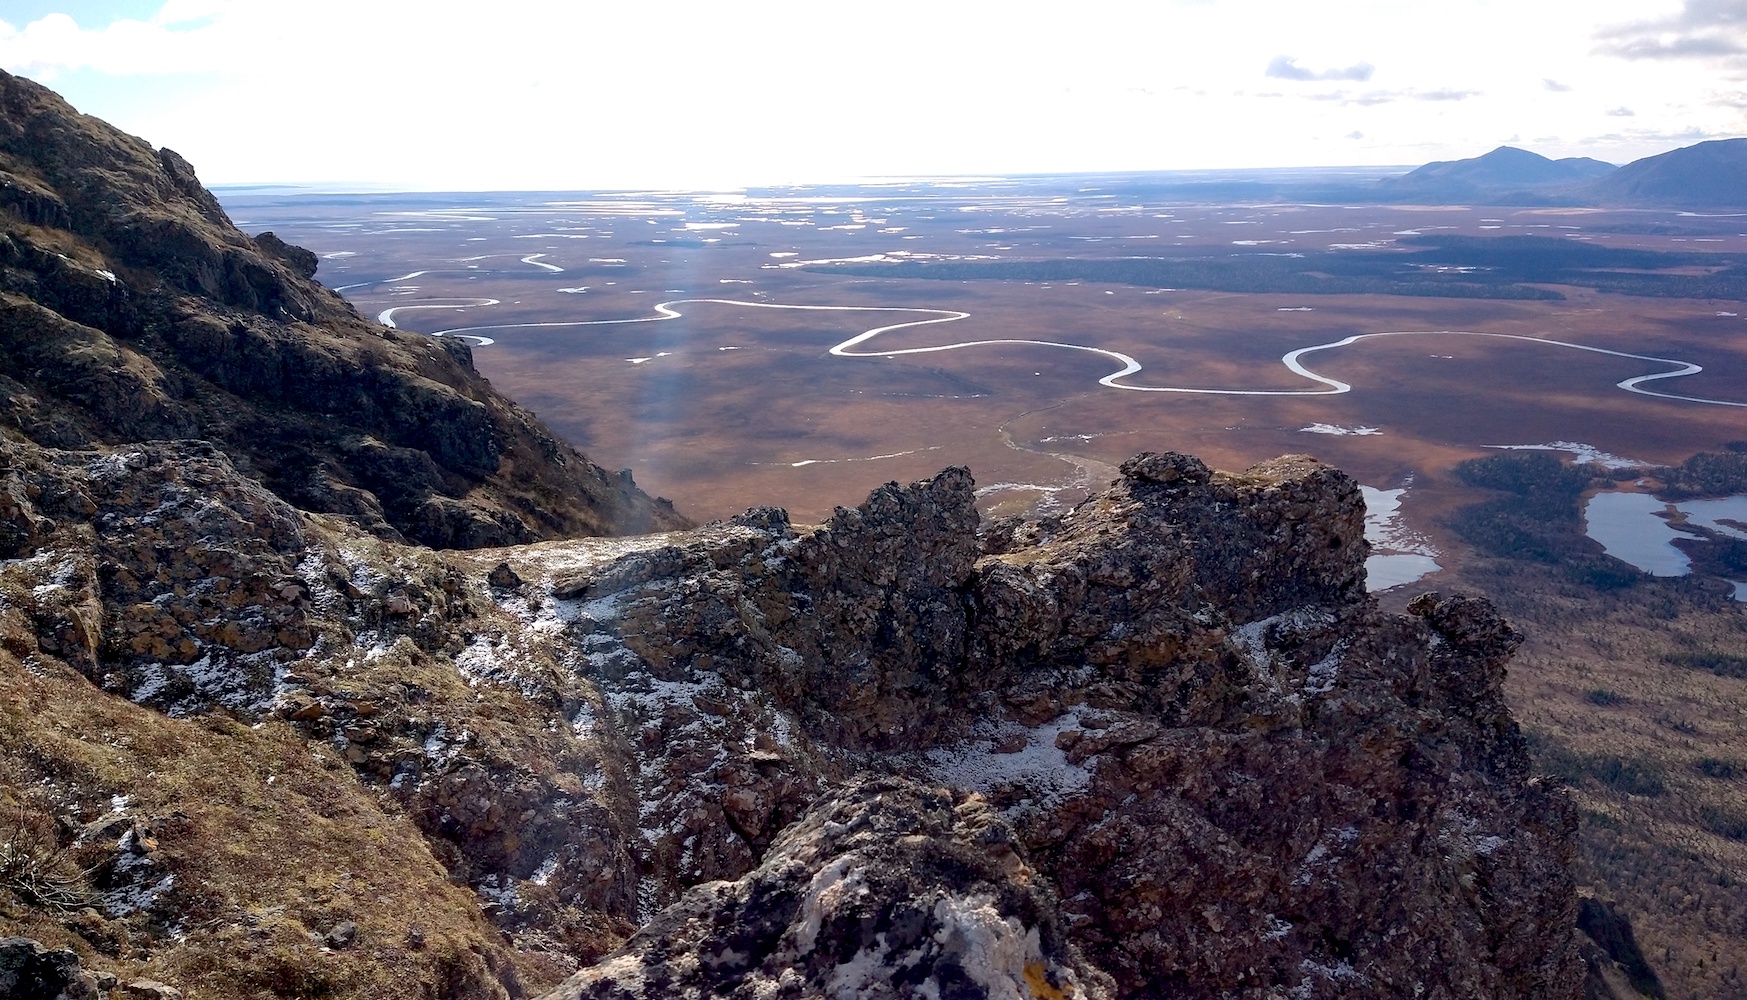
[
  {"left": 1588, "top": 137, "right": 1747, "bottom": 208},
  {"left": 0, "top": 68, "right": 686, "bottom": 548},
  {"left": 1379, "top": 146, "right": 1615, "bottom": 203}
]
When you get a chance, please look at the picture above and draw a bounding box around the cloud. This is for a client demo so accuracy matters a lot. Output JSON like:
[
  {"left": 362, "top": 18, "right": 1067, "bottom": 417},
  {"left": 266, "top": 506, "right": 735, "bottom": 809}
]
[
  {"left": 1301, "top": 88, "right": 1476, "bottom": 106},
  {"left": 1607, "top": 106, "right": 1636, "bottom": 116},
  {"left": 1603, "top": 35, "right": 1746, "bottom": 59},
  {"left": 1543, "top": 78, "right": 1573, "bottom": 92},
  {"left": 1577, "top": 126, "right": 1717, "bottom": 146},
  {"left": 1595, "top": 0, "right": 1747, "bottom": 64},
  {"left": 1265, "top": 56, "right": 1374, "bottom": 82},
  {"left": 1417, "top": 88, "right": 1480, "bottom": 101},
  {"left": 1346, "top": 131, "right": 1365, "bottom": 140},
  {"left": 0, "top": 9, "right": 240, "bottom": 79}
]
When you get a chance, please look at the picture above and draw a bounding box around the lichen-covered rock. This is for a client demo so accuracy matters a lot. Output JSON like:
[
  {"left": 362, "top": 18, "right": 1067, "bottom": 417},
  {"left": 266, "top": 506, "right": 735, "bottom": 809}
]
[
  {"left": 441, "top": 454, "right": 1580, "bottom": 998},
  {"left": 0, "top": 439, "right": 309, "bottom": 714},
  {"left": 1, "top": 437, "right": 1585, "bottom": 998},
  {"left": 539, "top": 778, "right": 1110, "bottom": 1000}
]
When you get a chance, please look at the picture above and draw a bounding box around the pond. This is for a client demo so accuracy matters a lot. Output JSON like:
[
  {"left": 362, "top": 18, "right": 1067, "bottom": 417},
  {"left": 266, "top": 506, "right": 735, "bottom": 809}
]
[{"left": 1582, "top": 490, "right": 1747, "bottom": 597}]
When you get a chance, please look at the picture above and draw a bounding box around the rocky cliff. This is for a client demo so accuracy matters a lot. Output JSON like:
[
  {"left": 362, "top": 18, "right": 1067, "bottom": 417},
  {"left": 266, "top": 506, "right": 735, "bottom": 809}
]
[
  {"left": 1, "top": 435, "right": 1583, "bottom": 998},
  {"left": 0, "top": 68, "right": 684, "bottom": 548},
  {"left": 0, "top": 71, "right": 1587, "bottom": 1000}
]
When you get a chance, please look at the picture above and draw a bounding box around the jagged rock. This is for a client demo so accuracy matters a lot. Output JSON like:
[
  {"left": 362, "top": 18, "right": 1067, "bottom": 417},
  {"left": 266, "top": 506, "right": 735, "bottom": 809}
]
[
  {"left": 538, "top": 778, "right": 1111, "bottom": 1000},
  {"left": 251, "top": 232, "right": 318, "bottom": 280},
  {"left": 0, "top": 411, "right": 1587, "bottom": 999},
  {"left": 121, "top": 980, "right": 183, "bottom": 1000},
  {"left": 446, "top": 455, "right": 1580, "bottom": 997},
  {"left": 0, "top": 439, "right": 311, "bottom": 713},
  {"left": 0, "top": 937, "right": 92, "bottom": 1000}
]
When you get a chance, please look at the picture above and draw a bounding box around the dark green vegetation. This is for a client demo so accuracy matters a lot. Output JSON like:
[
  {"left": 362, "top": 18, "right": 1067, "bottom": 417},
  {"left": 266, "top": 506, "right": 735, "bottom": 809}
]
[
  {"left": 1697, "top": 758, "right": 1742, "bottom": 781},
  {"left": 1659, "top": 446, "right": 1747, "bottom": 500},
  {"left": 1700, "top": 806, "right": 1747, "bottom": 843},
  {"left": 821, "top": 235, "right": 1747, "bottom": 302},
  {"left": 1664, "top": 650, "right": 1747, "bottom": 680},
  {"left": 1440, "top": 444, "right": 1747, "bottom": 999},
  {"left": 1528, "top": 732, "right": 1668, "bottom": 797},
  {"left": 1441, "top": 452, "right": 1642, "bottom": 589}
]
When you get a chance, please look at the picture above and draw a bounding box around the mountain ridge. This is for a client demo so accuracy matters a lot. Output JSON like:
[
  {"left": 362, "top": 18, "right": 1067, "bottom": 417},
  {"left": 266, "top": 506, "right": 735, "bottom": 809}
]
[
  {"left": 1377, "top": 139, "right": 1747, "bottom": 207},
  {"left": 0, "top": 67, "right": 687, "bottom": 549},
  {"left": 1387, "top": 145, "right": 1617, "bottom": 194},
  {"left": 1589, "top": 137, "right": 1747, "bottom": 208}
]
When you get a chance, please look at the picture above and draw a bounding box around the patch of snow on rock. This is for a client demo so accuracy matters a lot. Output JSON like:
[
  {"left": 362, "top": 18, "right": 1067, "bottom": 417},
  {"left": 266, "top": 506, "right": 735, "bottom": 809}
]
[{"left": 926, "top": 713, "right": 1093, "bottom": 817}]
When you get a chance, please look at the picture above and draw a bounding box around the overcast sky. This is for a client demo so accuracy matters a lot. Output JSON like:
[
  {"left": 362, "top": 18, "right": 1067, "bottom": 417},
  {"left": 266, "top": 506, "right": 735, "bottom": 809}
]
[{"left": 2, "top": 0, "right": 1744, "bottom": 190}]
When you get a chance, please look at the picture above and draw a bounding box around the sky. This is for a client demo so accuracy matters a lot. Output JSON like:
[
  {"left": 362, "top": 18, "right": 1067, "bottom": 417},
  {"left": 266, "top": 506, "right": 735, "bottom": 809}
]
[{"left": 1, "top": 0, "right": 1744, "bottom": 190}]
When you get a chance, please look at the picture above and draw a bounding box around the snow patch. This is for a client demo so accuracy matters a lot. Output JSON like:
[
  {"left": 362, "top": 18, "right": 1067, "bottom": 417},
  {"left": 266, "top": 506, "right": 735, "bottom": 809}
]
[
  {"left": 101, "top": 852, "right": 174, "bottom": 918},
  {"left": 1299, "top": 423, "right": 1379, "bottom": 436},
  {"left": 927, "top": 713, "right": 1093, "bottom": 817},
  {"left": 1484, "top": 441, "right": 1643, "bottom": 470}
]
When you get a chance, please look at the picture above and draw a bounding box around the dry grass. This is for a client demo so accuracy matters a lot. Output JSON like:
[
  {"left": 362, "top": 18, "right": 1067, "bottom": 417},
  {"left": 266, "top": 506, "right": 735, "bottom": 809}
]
[{"left": 0, "top": 642, "right": 529, "bottom": 1000}]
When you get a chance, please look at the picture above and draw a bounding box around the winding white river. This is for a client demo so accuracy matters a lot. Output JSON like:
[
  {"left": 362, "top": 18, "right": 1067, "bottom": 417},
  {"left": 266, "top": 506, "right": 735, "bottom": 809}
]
[
  {"left": 379, "top": 299, "right": 502, "bottom": 345},
  {"left": 421, "top": 297, "right": 1745, "bottom": 407}
]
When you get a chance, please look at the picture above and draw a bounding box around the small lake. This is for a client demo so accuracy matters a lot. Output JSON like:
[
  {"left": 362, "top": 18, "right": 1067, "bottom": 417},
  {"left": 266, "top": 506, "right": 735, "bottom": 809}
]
[
  {"left": 1584, "top": 492, "right": 1691, "bottom": 576},
  {"left": 1582, "top": 490, "right": 1747, "bottom": 597}
]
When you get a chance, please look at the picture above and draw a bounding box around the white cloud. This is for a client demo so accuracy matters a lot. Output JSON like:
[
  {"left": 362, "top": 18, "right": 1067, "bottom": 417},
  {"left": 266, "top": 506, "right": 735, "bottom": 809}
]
[
  {"left": 1595, "top": 0, "right": 1747, "bottom": 64},
  {"left": 1266, "top": 56, "right": 1375, "bottom": 82},
  {"left": 0, "top": 11, "right": 239, "bottom": 78},
  {"left": 0, "top": 0, "right": 1739, "bottom": 188}
]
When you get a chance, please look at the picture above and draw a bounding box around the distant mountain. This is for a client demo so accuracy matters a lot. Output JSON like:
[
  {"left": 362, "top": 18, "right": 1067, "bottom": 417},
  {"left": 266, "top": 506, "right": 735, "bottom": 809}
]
[
  {"left": 1402, "top": 146, "right": 1617, "bottom": 187},
  {"left": 1379, "top": 146, "right": 1616, "bottom": 203},
  {"left": 1588, "top": 137, "right": 1747, "bottom": 208}
]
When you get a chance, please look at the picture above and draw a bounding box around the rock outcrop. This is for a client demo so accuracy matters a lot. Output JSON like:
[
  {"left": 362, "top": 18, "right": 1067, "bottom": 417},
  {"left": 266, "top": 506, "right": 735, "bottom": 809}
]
[
  {"left": 0, "top": 68, "right": 686, "bottom": 548},
  {"left": 550, "top": 778, "right": 1108, "bottom": 1000},
  {"left": 505, "top": 456, "right": 1579, "bottom": 1000},
  {"left": 1, "top": 432, "right": 1583, "bottom": 998}
]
